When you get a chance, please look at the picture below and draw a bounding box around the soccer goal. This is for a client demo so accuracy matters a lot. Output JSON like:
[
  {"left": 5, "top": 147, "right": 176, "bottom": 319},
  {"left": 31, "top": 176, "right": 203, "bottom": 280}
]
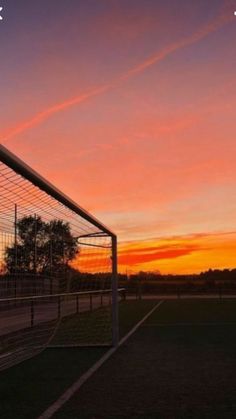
[{"left": 0, "top": 145, "right": 120, "bottom": 371}]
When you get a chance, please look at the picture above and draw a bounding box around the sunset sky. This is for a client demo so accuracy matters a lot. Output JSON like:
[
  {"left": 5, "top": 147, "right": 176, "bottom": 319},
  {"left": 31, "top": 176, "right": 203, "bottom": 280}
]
[{"left": 1, "top": 0, "right": 236, "bottom": 274}]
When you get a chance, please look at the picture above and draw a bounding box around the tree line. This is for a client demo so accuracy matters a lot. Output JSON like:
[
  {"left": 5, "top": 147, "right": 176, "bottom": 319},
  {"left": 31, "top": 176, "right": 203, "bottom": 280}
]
[
  {"left": 5, "top": 215, "right": 79, "bottom": 274},
  {"left": 124, "top": 269, "right": 236, "bottom": 282}
]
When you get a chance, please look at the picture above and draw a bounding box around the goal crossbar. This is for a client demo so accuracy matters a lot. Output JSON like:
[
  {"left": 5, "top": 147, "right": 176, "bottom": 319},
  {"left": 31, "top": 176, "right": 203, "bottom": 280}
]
[{"left": 0, "top": 144, "right": 115, "bottom": 237}]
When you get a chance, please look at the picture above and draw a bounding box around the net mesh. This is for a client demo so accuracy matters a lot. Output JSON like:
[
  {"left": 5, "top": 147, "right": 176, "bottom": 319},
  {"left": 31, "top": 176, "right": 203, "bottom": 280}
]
[{"left": 0, "top": 153, "right": 117, "bottom": 371}]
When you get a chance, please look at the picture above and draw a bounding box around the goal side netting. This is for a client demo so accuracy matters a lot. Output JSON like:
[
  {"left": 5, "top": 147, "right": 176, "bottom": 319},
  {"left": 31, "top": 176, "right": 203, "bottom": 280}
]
[{"left": 0, "top": 145, "right": 119, "bottom": 372}]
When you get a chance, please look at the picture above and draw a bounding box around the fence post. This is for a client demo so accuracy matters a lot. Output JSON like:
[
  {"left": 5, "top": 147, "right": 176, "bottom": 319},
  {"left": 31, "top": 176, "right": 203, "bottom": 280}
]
[
  {"left": 219, "top": 285, "right": 222, "bottom": 301},
  {"left": 34, "top": 214, "right": 37, "bottom": 275},
  {"left": 76, "top": 295, "right": 79, "bottom": 313},
  {"left": 90, "top": 294, "right": 93, "bottom": 311},
  {"left": 58, "top": 296, "right": 61, "bottom": 318},
  {"left": 31, "top": 300, "right": 34, "bottom": 327},
  {"left": 14, "top": 204, "right": 18, "bottom": 273},
  {"left": 14, "top": 204, "right": 18, "bottom": 301},
  {"left": 50, "top": 227, "right": 53, "bottom": 294},
  {"left": 138, "top": 281, "right": 142, "bottom": 300},
  {"left": 50, "top": 277, "right": 53, "bottom": 295}
]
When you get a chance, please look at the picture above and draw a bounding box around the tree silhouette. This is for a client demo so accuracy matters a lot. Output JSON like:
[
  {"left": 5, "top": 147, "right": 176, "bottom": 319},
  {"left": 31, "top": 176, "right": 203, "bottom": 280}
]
[{"left": 5, "top": 215, "right": 79, "bottom": 274}]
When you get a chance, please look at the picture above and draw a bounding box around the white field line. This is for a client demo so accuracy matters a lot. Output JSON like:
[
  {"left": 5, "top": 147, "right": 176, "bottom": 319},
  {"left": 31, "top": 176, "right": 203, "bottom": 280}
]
[
  {"left": 144, "top": 321, "right": 236, "bottom": 327},
  {"left": 126, "top": 294, "right": 236, "bottom": 300},
  {"left": 37, "top": 300, "right": 164, "bottom": 419}
]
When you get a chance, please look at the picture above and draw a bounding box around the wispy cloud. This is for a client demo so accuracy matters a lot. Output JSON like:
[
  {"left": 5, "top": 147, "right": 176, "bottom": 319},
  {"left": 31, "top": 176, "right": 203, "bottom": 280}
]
[
  {"left": 1, "top": 84, "right": 112, "bottom": 142},
  {"left": 1, "top": 4, "right": 234, "bottom": 143},
  {"left": 120, "top": 6, "right": 233, "bottom": 80}
]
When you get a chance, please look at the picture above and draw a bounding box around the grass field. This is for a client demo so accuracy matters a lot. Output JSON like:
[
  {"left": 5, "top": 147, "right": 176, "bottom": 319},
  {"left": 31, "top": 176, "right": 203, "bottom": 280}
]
[
  {"left": 54, "top": 299, "right": 236, "bottom": 419},
  {"left": 2, "top": 299, "right": 236, "bottom": 418},
  {"left": 0, "top": 300, "right": 156, "bottom": 419}
]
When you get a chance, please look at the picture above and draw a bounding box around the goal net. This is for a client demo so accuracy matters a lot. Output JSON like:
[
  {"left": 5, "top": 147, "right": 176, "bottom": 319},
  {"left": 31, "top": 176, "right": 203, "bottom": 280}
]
[{"left": 0, "top": 145, "right": 119, "bottom": 371}]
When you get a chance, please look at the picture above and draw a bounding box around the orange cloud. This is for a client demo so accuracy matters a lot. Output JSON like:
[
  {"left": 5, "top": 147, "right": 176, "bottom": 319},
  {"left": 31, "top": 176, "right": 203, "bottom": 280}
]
[
  {"left": 118, "top": 247, "right": 199, "bottom": 266},
  {"left": 1, "top": 4, "right": 233, "bottom": 143},
  {"left": 118, "top": 231, "right": 236, "bottom": 274}
]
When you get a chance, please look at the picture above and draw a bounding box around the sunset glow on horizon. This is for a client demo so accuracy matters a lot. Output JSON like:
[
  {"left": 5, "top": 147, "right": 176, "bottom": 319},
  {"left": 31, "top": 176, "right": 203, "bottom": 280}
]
[{"left": 1, "top": 0, "right": 236, "bottom": 274}]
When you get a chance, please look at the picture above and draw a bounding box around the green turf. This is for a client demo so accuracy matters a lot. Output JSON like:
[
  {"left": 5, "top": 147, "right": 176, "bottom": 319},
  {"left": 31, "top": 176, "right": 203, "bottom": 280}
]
[
  {"left": 0, "top": 299, "right": 157, "bottom": 419},
  {"left": 3, "top": 299, "right": 236, "bottom": 419},
  {"left": 0, "top": 347, "right": 106, "bottom": 419},
  {"left": 51, "top": 299, "right": 157, "bottom": 346},
  {"left": 119, "top": 299, "right": 157, "bottom": 337},
  {"left": 54, "top": 299, "right": 236, "bottom": 419},
  {"left": 146, "top": 299, "right": 236, "bottom": 324},
  {"left": 51, "top": 306, "right": 112, "bottom": 346}
]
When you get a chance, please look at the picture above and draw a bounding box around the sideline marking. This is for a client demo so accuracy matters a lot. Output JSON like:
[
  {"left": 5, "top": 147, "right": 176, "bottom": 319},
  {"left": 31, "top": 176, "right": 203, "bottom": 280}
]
[
  {"left": 38, "top": 300, "right": 164, "bottom": 419},
  {"left": 144, "top": 321, "right": 236, "bottom": 327}
]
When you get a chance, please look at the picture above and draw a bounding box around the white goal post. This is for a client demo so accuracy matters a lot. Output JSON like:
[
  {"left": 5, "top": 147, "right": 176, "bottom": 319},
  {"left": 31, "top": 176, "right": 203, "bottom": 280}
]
[{"left": 0, "top": 144, "right": 119, "bottom": 371}]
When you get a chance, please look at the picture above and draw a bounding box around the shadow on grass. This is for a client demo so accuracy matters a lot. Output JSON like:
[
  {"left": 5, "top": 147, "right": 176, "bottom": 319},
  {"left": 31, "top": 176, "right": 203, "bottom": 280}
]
[{"left": 0, "top": 300, "right": 157, "bottom": 419}]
